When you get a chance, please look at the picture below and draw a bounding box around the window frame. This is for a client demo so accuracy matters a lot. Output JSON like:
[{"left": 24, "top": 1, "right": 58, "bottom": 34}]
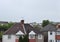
[
  {"left": 57, "top": 40, "right": 60, "bottom": 42},
  {"left": 38, "top": 35, "right": 42, "bottom": 39},
  {"left": 8, "top": 35, "right": 11, "bottom": 39},
  {"left": 29, "top": 34, "right": 35, "bottom": 39},
  {"left": 50, "top": 32, "right": 52, "bottom": 35},
  {"left": 49, "top": 40, "right": 54, "bottom": 42}
]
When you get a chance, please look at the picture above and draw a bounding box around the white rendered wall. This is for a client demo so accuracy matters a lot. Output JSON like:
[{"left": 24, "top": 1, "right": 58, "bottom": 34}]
[
  {"left": 2, "top": 35, "right": 16, "bottom": 42},
  {"left": 48, "top": 31, "right": 56, "bottom": 42}
]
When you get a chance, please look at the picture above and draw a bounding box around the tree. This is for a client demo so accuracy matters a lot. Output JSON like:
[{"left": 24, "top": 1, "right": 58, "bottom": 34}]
[
  {"left": 0, "top": 22, "right": 14, "bottom": 31},
  {"left": 19, "top": 36, "right": 23, "bottom": 42},
  {"left": 42, "top": 20, "right": 50, "bottom": 27},
  {"left": 23, "top": 35, "right": 29, "bottom": 42},
  {"left": 32, "top": 22, "right": 41, "bottom": 29},
  {"left": 0, "top": 22, "right": 14, "bottom": 39},
  {"left": 0, "top": 32, "right": 3, "bottom": 39},
  {"left": 19, "top": 34, "right": 29, "bottom": 42}
]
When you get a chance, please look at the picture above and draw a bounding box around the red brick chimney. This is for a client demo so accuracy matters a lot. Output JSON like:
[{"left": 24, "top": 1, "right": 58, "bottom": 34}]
[
  {"left": 56, "top": 24, "right": 60, "bottom": 28},
  {"left": 21, "top": 20, "right": 24, "bottom": 24},
  {"left": 20, "top": 20, "right": 24, "bottom": 27},
  {"left": 20, "top": 20, "right": 27, "bottom": 34}
]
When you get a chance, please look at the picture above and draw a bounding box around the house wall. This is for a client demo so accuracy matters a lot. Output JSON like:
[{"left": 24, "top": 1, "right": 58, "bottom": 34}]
[
  {"left": 48, "top": 31, "right": 56, "bottom": 42},
  {"left": 2, "top": 34, "right": 44, "bottom": 42},
  {"left": 56, "top": 35, "right": 60, "bottom": 40},
  {"left": 29, "top": 35, "right": 36, "bottom": 42},
  {"left": 56, "top": 32, "right": 60, "bottom": 35},
  {"left": 29, "top": 39, "right": 36, "bottom": 42},
  {"left": 29, "top": 35, "right": 44, "bottom": 42},
  {"left": 2, "top": 35, "right": 16, "bottom": 42},
  {"left": 36, "top": 35, "right": 44, "bottom": 42},
  {"left": 56, "top": 31, "right": 60, "bottom": 40},
  {"left": 56, "top": 31, "right": 60, "bottom": 42}
]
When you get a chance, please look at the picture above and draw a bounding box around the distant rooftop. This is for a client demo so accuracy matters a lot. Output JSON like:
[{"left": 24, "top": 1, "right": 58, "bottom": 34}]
[{"left": 0, "top": 21, "right": 8, "bottom": 24}]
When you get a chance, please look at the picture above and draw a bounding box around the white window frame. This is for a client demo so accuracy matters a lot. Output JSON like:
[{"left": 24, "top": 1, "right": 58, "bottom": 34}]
[
  {"left": 38, "top": 35, "right": 42, "bottom": 39},
  {"left": 8, "top": 35, "right": 11, "bottom": 39},
  {"left": 29, "top": 35, "right": 35, "bottom": 39},
  {"left": 16, "top": 35, "right": 20, "bottom": 39},
  {"left": 16, "top": 35, "right": 23, "bottom": 39}
]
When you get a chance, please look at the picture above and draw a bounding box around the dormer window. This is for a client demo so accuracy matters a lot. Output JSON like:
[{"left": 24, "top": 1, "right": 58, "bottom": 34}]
[
  {"left": 29, "top": 35, "right": 35, "bottom": 39},
  {"left": 29, "top": 31, "right": 36, "bottom": 39},
  {"left": 16, "top": 31, "right": 24, "bottom": 35},
  {"left": 16, "top": 30, "right": 24, "bottom": 39}
]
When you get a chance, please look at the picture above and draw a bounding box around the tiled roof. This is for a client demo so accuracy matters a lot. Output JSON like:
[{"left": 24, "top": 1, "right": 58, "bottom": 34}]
[
  {"left": 40, "top": 24, "right": 57, "bottom": 32},
  {"left": 0, "top": 21, "right": 8, "bottom": 24},
  {"left": 4, "top": 23, "right": 41, "bottom": 35},
  {"left": 4, "top": 23, "right": 24, "bottom": 35}
]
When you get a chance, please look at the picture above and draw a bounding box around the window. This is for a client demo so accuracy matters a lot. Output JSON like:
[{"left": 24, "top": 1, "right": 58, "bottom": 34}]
[
  {"left": 8, "top": 35, "right": 11, "bottom": 39},
  {"left": 50, "top": 40, "right": 54, "bottom": 42},
  {"left": 38, "top": 35, "right": 42, "bottom": 39},
  {"left": 57, "top": 40, "right": 60, "bottom": 42},
  {"left": 57, "top": 32, "right": 60, "bottom": 35},
  {"left": 16, "top": 35, "right": 20, "bottom": 39},
  {"left": 50, "top": 40, "right": 52, "bottom": 42},
  {"left": 50, "top": 32, "right": 52, "bottom": 35},
  {"left": 16, "top": 35, "right": 24, "bottom": 39},
  {"left": 29, "top": 35, "right": 35, "bottom": 39}
]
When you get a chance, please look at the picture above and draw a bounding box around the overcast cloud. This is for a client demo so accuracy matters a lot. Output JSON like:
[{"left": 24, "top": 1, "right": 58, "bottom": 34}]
[{"left": 0, "top": 0, "right": 60, "bottom": 23}]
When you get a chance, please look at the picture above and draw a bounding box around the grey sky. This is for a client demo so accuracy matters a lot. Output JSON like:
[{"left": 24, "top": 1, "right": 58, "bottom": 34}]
[{"left": 0, "top": 0, "right": 60, "bottom": 23}]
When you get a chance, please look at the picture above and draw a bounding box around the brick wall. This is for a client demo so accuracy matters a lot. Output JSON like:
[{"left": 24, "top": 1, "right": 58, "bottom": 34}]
[
  {"left": 15, "top": 39, "right": 19, "bottom": 42},
  {"left": 56, "top": 35, "right": 60, "bottom": 40},
  {"left": 29, "top": 39, "right": 36, "bottom": 42}
]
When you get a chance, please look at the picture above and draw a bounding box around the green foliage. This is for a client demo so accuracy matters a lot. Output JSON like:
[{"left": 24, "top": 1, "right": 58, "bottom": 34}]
[
  {"left": 0, "top": 32, "right": 3, "bottom": 38},
  {"left": 19, "top": 35, "right": 29, "bottom": 42},
  {"left": 0, "top": 22, "right": 14, "bottom": 30},
  {"left": 42, "top": 20, "right": 50, "bottom": 27},
  {"left": 33, "top": 24, "right": 40, "bottom": 28},
  {"left": 0, "top": 22, "right": 14, "bottom": 38},
  {"left": 19, "top": 36, "right": 23, "bottom": 42},
  {"left": 32, "top": 22, "right": 41, "bottom": 29},
  {"left": 23, "top": 35, "right": 29, "bottom": 42}
]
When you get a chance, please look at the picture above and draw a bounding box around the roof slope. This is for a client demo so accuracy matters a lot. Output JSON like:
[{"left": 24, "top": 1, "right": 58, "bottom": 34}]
[
  {"left": 4, "top": 23, "right": 41, "bottom": 35},
  {"left": 40, "top": 24, "right": 57, "bottom": 32},
  {"left": 0, "top": 21, "right": 8, "bottom": 24},
  {"left": 4, "top": 23, "right": 24, "bottom": 35}
]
